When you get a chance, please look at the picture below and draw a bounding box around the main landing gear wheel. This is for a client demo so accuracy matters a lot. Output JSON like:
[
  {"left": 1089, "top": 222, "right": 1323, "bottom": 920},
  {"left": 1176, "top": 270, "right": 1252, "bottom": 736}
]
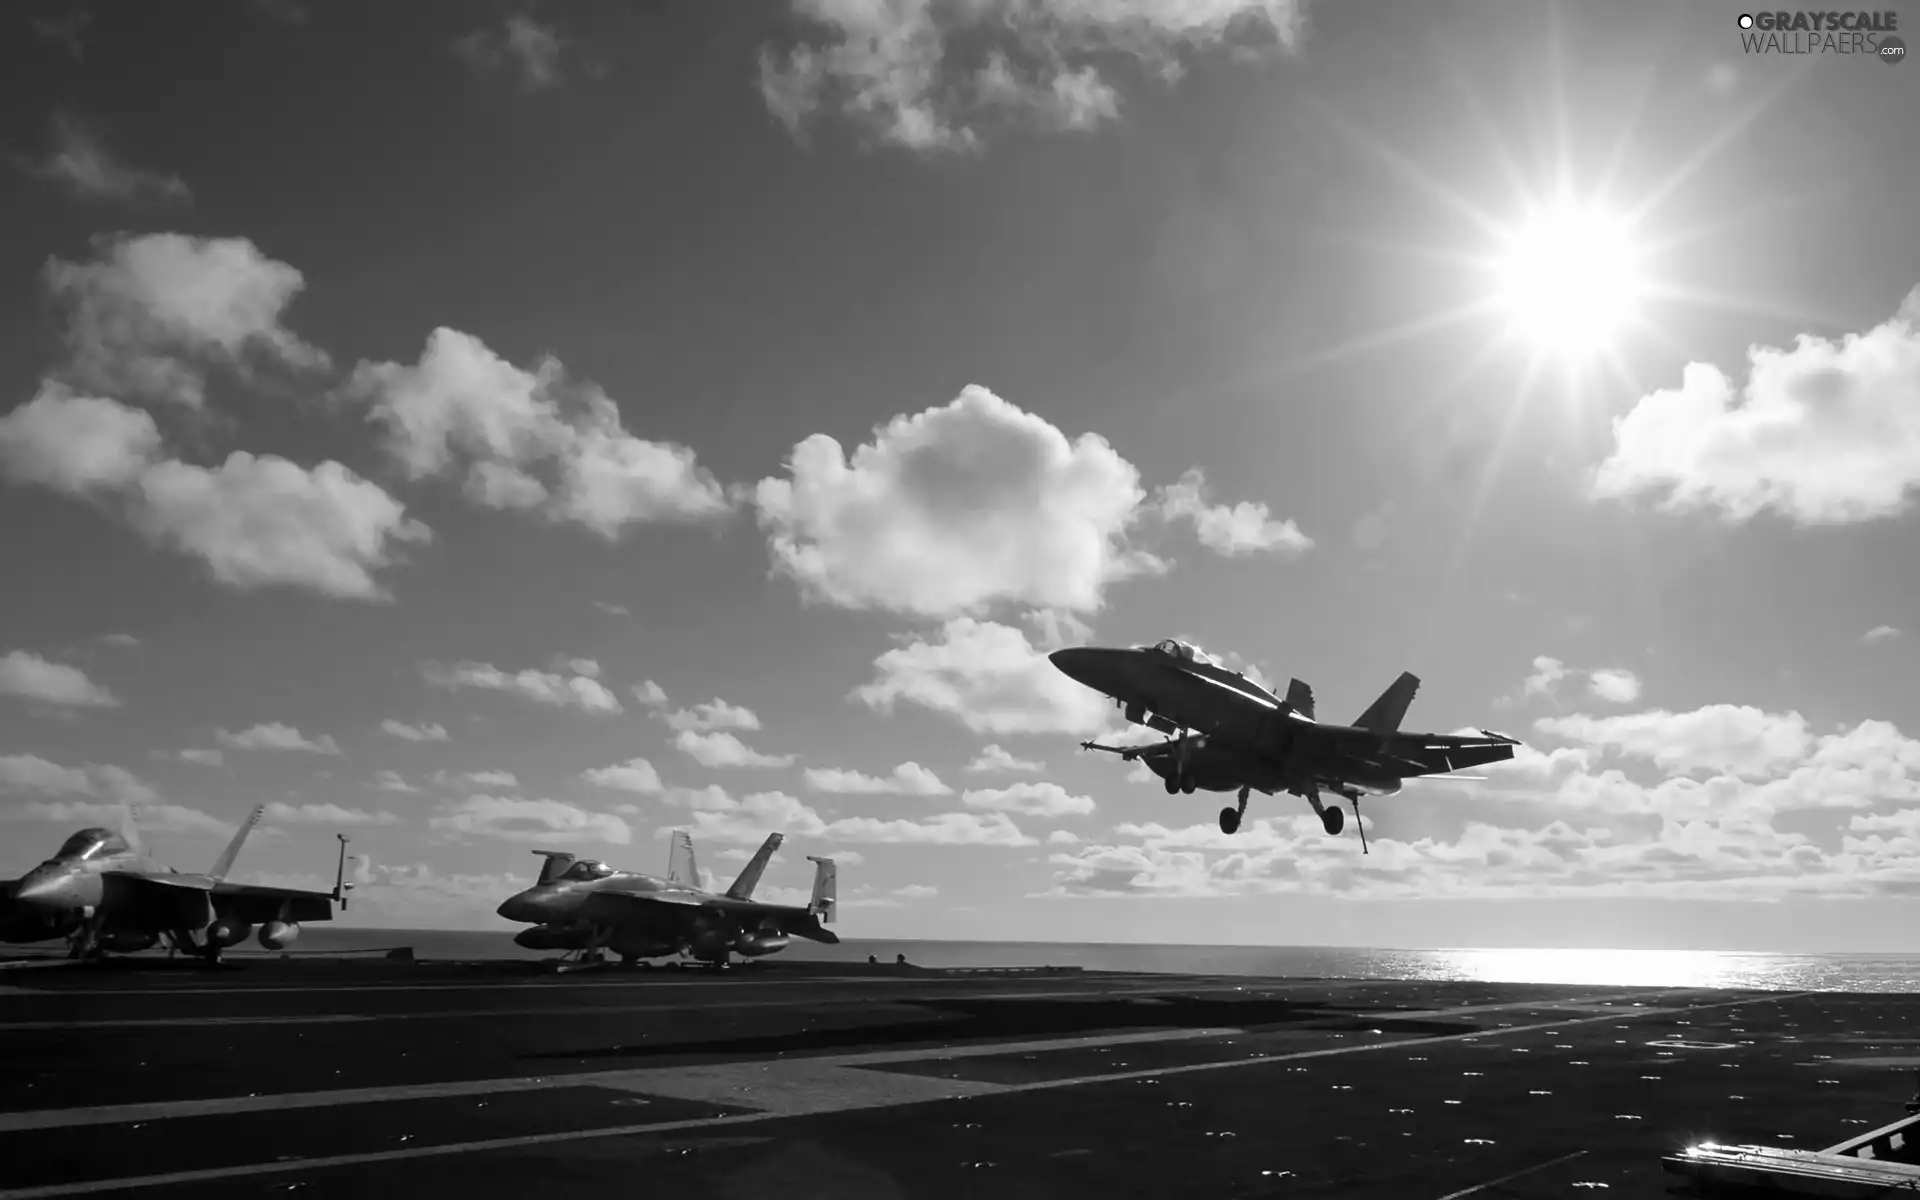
[
  {"left": 1164, "top": 775, "right": 1180, "bottom": 795},
  {"left": 1218, "top": 807, "right": 1240, "bottom": 835},
  {"left": 1321, "top": 806, "right": 1345, "bottom": 836},
  {"left": 1181, "top": 780, "right": 1197, "bottom": 794}
]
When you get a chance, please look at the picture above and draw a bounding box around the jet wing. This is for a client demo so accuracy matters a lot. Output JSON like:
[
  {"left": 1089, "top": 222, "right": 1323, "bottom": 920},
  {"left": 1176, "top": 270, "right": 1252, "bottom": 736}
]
[
  {"left": 575, "top": 889, "right": 839, "bottom": 944},
  {"left": 1365, "top": 730, "right": 1521, "bottom": 776},
  {"left": 209, "top": 882, "right": 339, "bottom": 923}
]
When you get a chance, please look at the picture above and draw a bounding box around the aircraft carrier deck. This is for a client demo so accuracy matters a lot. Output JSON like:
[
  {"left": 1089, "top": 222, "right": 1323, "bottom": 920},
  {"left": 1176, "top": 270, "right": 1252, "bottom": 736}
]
[{"left": 1, "top": 954, "right": 1915, "bottom": 1198}]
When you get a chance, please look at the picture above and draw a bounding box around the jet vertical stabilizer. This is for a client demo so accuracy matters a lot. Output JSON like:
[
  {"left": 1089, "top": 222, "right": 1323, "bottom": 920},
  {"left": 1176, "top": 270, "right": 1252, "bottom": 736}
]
[
  {"left": 1286, "top": 679, "right": 1316, "bottom": 720},
  {"left": 532, "top": 851, "right": 576, "bottom": 885},
  {"left": 665, "top": 830, "right": 697, "bottom": 886},
  {"left": 209, "top": 805, "right": 265, "bottom": 882},
  {"left": 119, "top": 803, "right": 143, "bottom": 854},
  {"left": 725, "top": 832, "right": 782, "bottom": 900},
  {"left": 806, "top": 855, "right": 837, "bottom": 924},
  {"left": 1353, "top": 671, "right": 1420, "bottom": 733}
]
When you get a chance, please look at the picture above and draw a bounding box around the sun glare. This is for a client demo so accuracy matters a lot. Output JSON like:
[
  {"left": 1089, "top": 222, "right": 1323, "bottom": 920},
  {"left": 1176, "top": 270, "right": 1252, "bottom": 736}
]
[{"left": 1493, "top": 203, "right": 1645, "bottom": 361}]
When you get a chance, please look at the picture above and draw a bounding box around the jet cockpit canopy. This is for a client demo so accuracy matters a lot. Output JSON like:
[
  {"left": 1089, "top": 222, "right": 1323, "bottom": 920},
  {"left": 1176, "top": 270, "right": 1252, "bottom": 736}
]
[
  {"left": 1152, "top": 639, "right": 1198, "bottom": 661},
  {"left": 54, "top": 828, "right": 128, "bottom": 861},
  {"left": 561, "top": 859, "right": 616, "bottom": 882}
]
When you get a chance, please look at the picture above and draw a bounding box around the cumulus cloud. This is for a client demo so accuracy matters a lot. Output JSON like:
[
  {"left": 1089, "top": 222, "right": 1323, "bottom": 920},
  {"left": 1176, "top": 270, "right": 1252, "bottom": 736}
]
[
  {"left": 0, "top": 650, "right": 118, "bottom": 708},
  {"left": 264, "top": 801, "right": 399, "bottom": 827},
  {"left": 663, "top": 699, "right": 760, "bottom": 733},
  {"left": 1534, "top": 706, "right": 1810, "bottom": 779},
  {"left": 967, "top": 743, "right": 1044, "bottom": 773},
  {"left": 633, "top": 680, "right": 669, "bottom": 707},
  {"left": 453, "top": 15, "right": 577, "bottom": 91},
  {"left": 461, "top": 769, "right": 519, "bottom": 788},
  {"left": 0, "top": 383, "right": 429, "bottom": 601},
  {"left": 675, "top": 730, "right": 795, "bottom": 769},
  {"left": 373, "top": 770, "right": 420, "bottom": 794},
  {"left": 1586, "top": 668, "right": 1643, "bottom": 705},
  {"left": 805, "top": 762, "right": 951, "bottom": 795},
  {"left": 43, "top": 233, "right": 328, "bottom": 408},
  {"left": 381, "top": 719, "right": 449, "bottom": 742},
  {"left": 179, "top": 748, "right": 223, "bottom": 766},
  {"left": 758, "top": 0, "right": 1307, "bottom": 153},
  {"left": 1157, "top": 468, "right": 1312, "bottom": 558},
  {"left": 22, "top": 113, "right": 191, "bottom": 206},
  {"left": 0, "top": 753, "right": 159, "bottom": 806},
  {"left": 344, "top": 328, "right": 731, "bottom": 537},
  {"left": 856, "top": 617, "right": 1112, "bottom": 735},
  {"left": 423, "top": 659, "right": 623, "bottom": 714},
  {"left": 1594, "top": 285, "right": 1920, "bottom": 525},
  {"left": 1863, "top": 625, "right": 1902, "bottom": 645},
  {"left": 430, "top": 793, "right": 631, "bottom": 846},
  {"left": 582, "top": 757, "right": 663, "bottom": 794},
  {"left": 962, "top": 781, "right": 1094, "bottom": 817},
  {"left": 216, "top": 723, "right": 341, "bottom": 755},
  {"left": 655, "top": 785, "right": 1037, "bottom": 847},
  {"left": 754, "top": 385, "right": 1161, "bottom": 618}
]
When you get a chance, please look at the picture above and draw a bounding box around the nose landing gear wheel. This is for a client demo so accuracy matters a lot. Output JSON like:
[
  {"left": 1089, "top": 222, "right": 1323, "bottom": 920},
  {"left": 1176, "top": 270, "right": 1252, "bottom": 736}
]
[
  {"left": 1321, "top": 806, "right": 1345, "bottom": 836},
  {"left": 1218, "top": 807, "right": 1241, "bottom": 835}
]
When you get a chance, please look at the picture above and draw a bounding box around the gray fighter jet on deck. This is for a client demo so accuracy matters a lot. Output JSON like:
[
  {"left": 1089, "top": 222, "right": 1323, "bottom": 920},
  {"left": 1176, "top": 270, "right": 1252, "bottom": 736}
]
[
  {"left": 0, "top": 805, "right": 352, "bottom": 960},
  {"left": 495, "top": 830, "right": 838, "bottom": 968},
  {"left": 1052, "top": 639, "right": 1520, "bottom": 851}
]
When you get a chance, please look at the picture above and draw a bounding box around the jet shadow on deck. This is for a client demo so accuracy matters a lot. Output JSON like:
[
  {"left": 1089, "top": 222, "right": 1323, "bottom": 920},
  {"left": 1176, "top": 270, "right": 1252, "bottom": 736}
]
[{"left": 523, "top": 994, "right": 1475, "bottom": 1062}]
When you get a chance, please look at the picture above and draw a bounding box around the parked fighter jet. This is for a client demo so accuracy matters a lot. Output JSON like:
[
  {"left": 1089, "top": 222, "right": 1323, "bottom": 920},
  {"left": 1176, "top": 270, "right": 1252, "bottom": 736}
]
[
  {"left": 1053, "top": 639, "right": 1520, "bottom": 851},
  {"left": 0, "top": 805, "right": 353, "bottom": 960},
  {"left": 495, "top": 830, "right": 838, "bottom": 968}
]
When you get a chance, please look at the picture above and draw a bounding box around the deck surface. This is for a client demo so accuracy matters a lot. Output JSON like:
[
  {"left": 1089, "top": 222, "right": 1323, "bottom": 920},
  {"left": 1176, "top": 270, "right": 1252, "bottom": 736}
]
[{"left": 1, "top": 956, "right": 1915, "bottom": 1198}]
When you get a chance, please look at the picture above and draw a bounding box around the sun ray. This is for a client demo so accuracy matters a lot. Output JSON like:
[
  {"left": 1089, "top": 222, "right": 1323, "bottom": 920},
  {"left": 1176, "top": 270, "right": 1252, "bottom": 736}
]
[
  {"left": 1274, "top": 298, "right": 1505, "bottom": 379},
  {"left": 1623, "top": 59, "right": 1814, "bottom": 229},
  {"left": 1304, "top": 94, "right": 1510, "bottom": 243}
]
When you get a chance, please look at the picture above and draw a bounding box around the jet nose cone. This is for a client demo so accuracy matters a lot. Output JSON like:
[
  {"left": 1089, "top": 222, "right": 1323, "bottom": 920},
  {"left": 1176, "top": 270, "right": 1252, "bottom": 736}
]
[
  {"left": 496, "top": 892, "right": 542, "bottom": 923},
  {"left": 13, "top": 869, "right": 71, "bottom": 908},
  {"left": 1049, "top": 647, "right": 1116, "bottom": 692}
]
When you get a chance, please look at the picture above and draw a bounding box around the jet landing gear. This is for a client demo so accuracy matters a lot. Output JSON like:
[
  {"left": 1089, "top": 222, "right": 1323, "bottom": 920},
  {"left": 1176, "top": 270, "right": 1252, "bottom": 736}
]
[
  {"left": 1164, "top": 729, "right": 1201, "bottom": 795},
  {"left": 1218, "top": 786, "right": 1251, "bottom": 835}
]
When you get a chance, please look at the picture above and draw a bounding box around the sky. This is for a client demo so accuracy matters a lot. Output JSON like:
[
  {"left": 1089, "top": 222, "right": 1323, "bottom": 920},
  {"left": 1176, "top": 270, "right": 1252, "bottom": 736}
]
[{"left": 2, "top": 0, "right": 1918, "bottom": 953}]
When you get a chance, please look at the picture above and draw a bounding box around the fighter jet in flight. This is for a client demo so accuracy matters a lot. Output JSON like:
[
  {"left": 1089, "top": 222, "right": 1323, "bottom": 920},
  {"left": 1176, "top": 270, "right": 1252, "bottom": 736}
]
[
  {"left": 1053, "top": 639, "right": 1520, "bottom": 851},
  {"left": 496, "top": 830, "right": 838, "bottom": 968},
  {"left": 0, "top": 805, "right": 353, "bottom": 960}
]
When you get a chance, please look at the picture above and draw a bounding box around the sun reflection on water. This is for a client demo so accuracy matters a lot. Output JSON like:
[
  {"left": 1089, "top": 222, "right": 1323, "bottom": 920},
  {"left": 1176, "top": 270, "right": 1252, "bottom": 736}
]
[{"left": 1416, "top": 948, "right": 1803, "bottom": 990}]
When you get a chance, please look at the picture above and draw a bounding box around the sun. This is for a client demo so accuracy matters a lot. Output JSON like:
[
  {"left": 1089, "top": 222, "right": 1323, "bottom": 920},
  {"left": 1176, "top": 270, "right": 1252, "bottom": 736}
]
[{"left": 1491, "top": 201, "right": 1646, "bottom": 361}]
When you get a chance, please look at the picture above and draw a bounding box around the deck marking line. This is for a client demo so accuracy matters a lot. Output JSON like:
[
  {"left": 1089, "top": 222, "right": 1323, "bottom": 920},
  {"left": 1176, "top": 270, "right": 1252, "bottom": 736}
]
[
  {"left": 1432, "top": 1150, "right": 1589, "bottom": 1199},
  {"left": 0, "top": 990, "right": 1813, "bottom": 1197}
]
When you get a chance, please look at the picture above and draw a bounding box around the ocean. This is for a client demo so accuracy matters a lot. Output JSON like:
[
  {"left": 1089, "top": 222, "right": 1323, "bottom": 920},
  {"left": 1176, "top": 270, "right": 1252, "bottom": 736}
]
[{"left": 245, "top": 927, "right": 1920, "bottom": 993}]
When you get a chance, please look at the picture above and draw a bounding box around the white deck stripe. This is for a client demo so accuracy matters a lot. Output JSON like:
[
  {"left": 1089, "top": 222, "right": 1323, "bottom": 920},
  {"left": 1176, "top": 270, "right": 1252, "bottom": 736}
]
[{"left": 0, "top": 989, "right": 1810, "bottom": 1198}]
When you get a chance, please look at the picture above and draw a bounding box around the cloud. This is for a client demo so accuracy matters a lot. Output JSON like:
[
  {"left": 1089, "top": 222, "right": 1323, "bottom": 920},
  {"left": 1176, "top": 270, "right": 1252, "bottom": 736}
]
[
  {"left": 1593, "top": 285, "right": 1920, "bottom": 525},
  {"left": 856, "top": 617, "right": 1111, "bottom": 735},
  {"left": 264, "top": 801, "right": 399, "bottom": 827},
  {"left": 582, "top": 757, "right": 663, "bottom": 794},
  {"left": 1534, "top": 706, "right": 1810, "bottom": 779},
  {"left": 1863, "top": 625, "right": 1902, "bottom": 645},
  {"left": 633, "top": 680, "right": 669, "bottom": 707},
  {"left": 178, "top": 748, "right": 223, "bottom": 766},
  {"left": 663, "top": 699, "right": 760, "bottom": 733},
  {"left": 1587, "top": 668, "right": 1643, "bottom": 705},
  {"left": 894, "top": 883, "right": 938, "bottom": 900},
  {"left": 594, "top": 601, "right": 630, "bottom": 616},
  {"left": 962, "top": 781, "right": 1095, "bottom": 817},
  {"left": 1048, "top": 829, "right": 1081, "bottom": 845},
  {"left": 1523, "top": 656, "right": 1568, "bottom": 700},
  {"left": 216, "top": 722, "right": 341, "bottom": 755},
  {"left": 430, "top": 793, "right": 631, "bottom": 846},
  {"left": 553, "top": 656, "right": 600, "bottom": 678},
  {"left": 43, "top": 233, "right": 328, "bottom": 408},
  {"left": 98, "top": 633, "right": 140, "bottom": 649},
  {"left": 967, "top": 743, "right": 1044, "bottom": 773},
  {"left": 22, "top": 113, "right": 192, "bottom": 206},
  {"left": 373, "top": 770, "right": 420, "bottom": 794},
  {"left": 675, "top": 730, "right": 796, "bottom": 769},
  {"left": 656, "top": 786, "right": 1037, "bottom": 847},
  {"left": 754, "top": 385, "right": 1161, "bottom": 618},
  {"left": 1157, "top": 468, "right": 1312, "bottom": 558},
  {"left": 0, "top": 650, "right": 119, "bottom": 708},
  {"left": 804, "top": 762, "right": 951, "bottom": 795},
  {"left": 1, "top": 798, "right": 228, "bottom": 837},
  {"left": 0, "top": 753, "right": 161, "bottom": 808},
  {"left": 758, "top": 0, "right": 1307, "bottom": 153},
  {"left": 0, "top": 384, "right": 429, "bottom": 601},
  {"left": 423, "top": 660, "right": 623, "bottom": 714},
  {"left": 344, "top": 328, "right": 730, "bottom": 536},
  {"left": 381, "top": 719, "right": 449, "bottom": 742},
  {"left": 462, "top": 770, "right": 519, "bottom": 788},
  {"left": 453, "top": 15, "right": 578, "bottom": 91}
]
